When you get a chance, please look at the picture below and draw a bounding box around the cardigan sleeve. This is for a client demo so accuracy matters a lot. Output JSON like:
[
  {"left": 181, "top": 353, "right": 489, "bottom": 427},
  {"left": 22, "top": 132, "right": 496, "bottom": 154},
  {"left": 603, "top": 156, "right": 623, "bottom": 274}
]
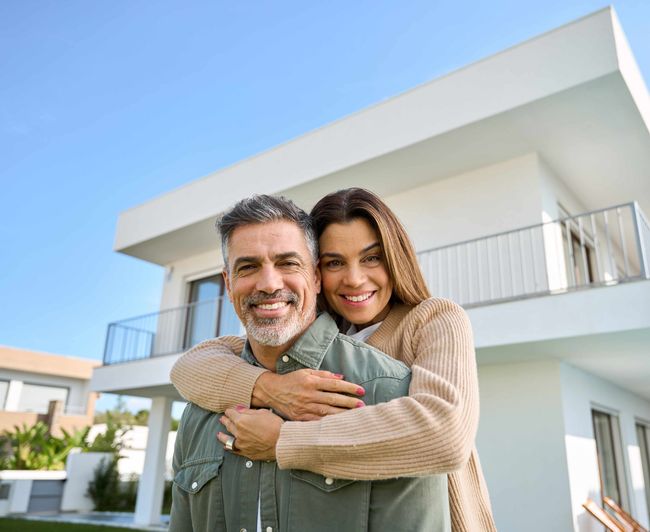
[
  {"left": 170, "top": 336, "right": 268, "bottom": 412},
  {"left": 275, "top": 298, "right": 479, "bottom": 479}
]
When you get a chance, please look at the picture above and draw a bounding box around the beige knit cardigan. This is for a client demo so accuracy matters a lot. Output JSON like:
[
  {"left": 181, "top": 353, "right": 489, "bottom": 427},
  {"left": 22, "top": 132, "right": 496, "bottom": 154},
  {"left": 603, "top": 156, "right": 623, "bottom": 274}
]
[{"left": 171, "top": 298, "right": 496, "bottom": 532}]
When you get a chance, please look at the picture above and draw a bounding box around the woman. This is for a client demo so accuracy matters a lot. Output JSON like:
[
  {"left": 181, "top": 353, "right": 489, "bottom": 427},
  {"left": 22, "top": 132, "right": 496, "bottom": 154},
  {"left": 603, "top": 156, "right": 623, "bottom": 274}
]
[{"left": 171, "top": 188, "right": 495, "bottom": 532}]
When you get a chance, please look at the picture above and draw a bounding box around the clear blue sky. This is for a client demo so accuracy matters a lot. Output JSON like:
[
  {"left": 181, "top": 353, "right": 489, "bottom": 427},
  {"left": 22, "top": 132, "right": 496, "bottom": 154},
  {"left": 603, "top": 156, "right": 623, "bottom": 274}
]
[{"left": 1, "top": 1, "right": 648, "bottom": 412}]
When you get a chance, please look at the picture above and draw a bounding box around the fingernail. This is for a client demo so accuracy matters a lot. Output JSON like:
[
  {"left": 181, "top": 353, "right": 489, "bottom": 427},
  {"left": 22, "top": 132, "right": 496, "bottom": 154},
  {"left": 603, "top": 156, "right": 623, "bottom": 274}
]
[
  {"left": 219, "top": 416, "right": 225, "bottom": 423},
  {"left": 356, "top": 387, "right": 365, "bottom": 396},
  {"left": 235, "top": 405, "right": 245, "bottom": 412},
  {"left": 333, "top": 373, "right": 344, "bottom": 379},
  {"left": 356, "top": 401, "right": 364, "bottom": 408}
]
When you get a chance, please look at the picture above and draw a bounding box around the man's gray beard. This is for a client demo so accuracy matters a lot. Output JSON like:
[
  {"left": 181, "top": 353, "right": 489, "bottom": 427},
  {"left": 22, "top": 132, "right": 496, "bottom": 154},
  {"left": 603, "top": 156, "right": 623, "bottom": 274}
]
[
  {"left": 244, "top": 314, "right": 306, "bottom": 346},
  {"left": 240, "top": 291, "right": 313, "bottom": 347}
]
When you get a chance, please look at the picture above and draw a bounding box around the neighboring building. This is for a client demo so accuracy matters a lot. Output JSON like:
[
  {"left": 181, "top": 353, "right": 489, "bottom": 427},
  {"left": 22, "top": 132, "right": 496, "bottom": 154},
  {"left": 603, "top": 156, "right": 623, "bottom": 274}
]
[
  {"left": 0, "top": 346, "right": 100, "bottom": 437},
  {"left": 91, "top": 7, "right": 650, "bottom": 531}
]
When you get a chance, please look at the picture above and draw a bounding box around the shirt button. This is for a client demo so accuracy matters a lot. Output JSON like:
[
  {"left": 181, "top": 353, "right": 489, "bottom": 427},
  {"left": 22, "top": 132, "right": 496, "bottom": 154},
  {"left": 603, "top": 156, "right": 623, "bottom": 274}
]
[
  {"left": 240, "top": 529, "right": 247, "bottom": 532},
  {"left": 245, "top": 460, "right": 253, "bottom": 469},
  {"left": 266, "top": 528, "right": 273, "bottom": 532},
  {"left": 191, "top": 481, "right": 198, "bottom": 489},
  {"left": 281, "top": 355, "right": 289, "bottom": 363},
  {"left": 325, "top": 477, "right": 334, "bottom": 485}
]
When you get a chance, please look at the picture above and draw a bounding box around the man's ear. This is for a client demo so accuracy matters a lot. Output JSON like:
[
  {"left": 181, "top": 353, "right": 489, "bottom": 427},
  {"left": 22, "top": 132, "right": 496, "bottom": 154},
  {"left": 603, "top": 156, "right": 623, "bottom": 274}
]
[
  {"left": 314, "top": 263, "right": 322, "bottom": 295},
  {"left": 222, "top": 269, "right": 234, "bottom": 303}
]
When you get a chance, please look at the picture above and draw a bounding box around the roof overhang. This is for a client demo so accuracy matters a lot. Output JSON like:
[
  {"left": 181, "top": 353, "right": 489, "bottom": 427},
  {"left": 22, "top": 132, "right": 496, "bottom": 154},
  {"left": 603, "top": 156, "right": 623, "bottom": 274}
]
[{"left": 114, "top": 7, "right": 650, "bottom": 265}]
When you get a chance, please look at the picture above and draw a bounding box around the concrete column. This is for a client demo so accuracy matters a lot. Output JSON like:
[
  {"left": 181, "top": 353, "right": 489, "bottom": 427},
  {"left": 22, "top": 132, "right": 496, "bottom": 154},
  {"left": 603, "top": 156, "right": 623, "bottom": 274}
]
[
  {"left": 4, "top": 381, "right": 23, "bottom": 411},
  {"left": 134, "top": 396, "right": 172, "bottom": 526},
  {"left": 44, "top": 400, "right": 64, "bottom": 434}
]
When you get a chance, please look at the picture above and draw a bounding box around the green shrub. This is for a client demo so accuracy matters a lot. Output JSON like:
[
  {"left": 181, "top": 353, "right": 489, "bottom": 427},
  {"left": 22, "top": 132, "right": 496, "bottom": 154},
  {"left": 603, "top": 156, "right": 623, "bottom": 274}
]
[
  {"left": 0, "top": 422, "right": 89, "bottom": 470},
  {"left": 86, "top": 457, "right": 123, "bottom": 511}
]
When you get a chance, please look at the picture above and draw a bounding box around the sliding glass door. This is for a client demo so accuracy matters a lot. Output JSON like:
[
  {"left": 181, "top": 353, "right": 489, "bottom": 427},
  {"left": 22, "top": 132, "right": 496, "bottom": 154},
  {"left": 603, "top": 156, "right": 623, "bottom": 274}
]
[{"left": 184, "top": 275, "right": 241, "bottom": 349}]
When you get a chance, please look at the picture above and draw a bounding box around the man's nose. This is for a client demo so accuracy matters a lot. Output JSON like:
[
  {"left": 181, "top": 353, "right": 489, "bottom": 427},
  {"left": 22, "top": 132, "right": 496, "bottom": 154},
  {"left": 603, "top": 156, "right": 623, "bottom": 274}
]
[{"left": 256, "top": 265, "right": 284, "bottom": 293}]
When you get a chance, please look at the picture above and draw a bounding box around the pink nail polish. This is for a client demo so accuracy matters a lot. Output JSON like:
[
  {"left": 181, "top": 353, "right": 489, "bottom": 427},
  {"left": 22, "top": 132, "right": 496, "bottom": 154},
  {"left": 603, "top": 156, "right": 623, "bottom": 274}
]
[
  {"left": 333, "top": 373, "right": 344, "bottom": 379},
  {"left": 356, "top": 401, "right": 364, "bottom": 408},
  {"left": 356, "top": 387, "right": 365, "bottom": 396},
  {"left": 235, "top": 405, "right": 245, "bottom": 412}
]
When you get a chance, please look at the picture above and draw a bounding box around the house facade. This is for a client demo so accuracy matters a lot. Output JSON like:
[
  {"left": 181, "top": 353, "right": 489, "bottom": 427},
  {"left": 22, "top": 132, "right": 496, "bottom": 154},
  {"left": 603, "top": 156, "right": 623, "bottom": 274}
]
[
  {"left": 90, "top": 8, "right": 650, "bottom": 531},
  {"left": 0, "top": 346, "right": 100, "bottom": 437}
]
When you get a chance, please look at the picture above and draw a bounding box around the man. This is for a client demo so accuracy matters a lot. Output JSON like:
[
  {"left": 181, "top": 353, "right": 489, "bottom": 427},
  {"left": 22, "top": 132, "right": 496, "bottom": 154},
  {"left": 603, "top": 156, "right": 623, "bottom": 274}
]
[{"left": 169, "top": 195, "right": 450, "bottom": 532}]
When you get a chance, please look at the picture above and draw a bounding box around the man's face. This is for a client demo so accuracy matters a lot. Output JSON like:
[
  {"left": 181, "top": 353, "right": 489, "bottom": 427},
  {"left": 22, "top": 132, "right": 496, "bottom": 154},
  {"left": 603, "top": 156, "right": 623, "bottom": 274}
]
[{"left": 223, "top": 220, "right": 321, "bottom": 348}]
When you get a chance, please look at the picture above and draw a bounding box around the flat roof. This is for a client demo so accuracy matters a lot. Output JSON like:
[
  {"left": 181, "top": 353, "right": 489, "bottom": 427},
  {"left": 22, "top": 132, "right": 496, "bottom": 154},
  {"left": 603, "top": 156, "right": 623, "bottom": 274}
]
[
  {"left": 0, "top": 346, "right": 101, "bottom": 380},
  {"left": 113, "top": 7, "right": 650, "bottom": 265}
]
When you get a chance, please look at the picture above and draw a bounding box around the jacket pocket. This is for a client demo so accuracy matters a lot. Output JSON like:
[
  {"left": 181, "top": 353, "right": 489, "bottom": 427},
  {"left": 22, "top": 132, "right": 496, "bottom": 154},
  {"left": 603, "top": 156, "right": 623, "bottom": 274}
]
[
  {"left": 289, "top": 469, "right": 356, "bottom": 492},
  {"left": 287, "top": 470, "right": 369, "bottom": 531},
  {"left": 174, "top": 457, "right": 224, "bottom": 494}
]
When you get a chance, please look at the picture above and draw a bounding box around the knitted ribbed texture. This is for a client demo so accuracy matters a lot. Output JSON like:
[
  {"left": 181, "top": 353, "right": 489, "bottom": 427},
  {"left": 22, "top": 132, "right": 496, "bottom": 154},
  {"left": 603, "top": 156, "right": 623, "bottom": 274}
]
[
  {"left": 170, "top": 335, "right": 264, "bottom": 410},
  {"left": 170, "top": 299, "right": 496, "bottom": 532}
]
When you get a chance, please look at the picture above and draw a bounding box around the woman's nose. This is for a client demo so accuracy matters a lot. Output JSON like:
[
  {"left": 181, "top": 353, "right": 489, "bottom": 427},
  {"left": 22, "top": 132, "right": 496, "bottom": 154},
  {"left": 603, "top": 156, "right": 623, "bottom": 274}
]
[{"left": 343, "top": 264, "right": 366, "bottom": 287}]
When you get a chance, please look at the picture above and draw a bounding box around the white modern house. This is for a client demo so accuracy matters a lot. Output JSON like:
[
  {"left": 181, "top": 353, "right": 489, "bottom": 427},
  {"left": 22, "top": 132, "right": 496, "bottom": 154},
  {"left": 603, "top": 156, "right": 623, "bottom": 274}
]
[{"left": 91, "top": 8, "right": 650, "bottom": 531}]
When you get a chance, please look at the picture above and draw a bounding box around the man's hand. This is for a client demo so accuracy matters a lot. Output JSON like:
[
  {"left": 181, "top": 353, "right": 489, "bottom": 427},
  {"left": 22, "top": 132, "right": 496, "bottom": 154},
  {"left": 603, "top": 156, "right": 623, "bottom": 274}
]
[
  {"left": 251, "top": 369, "right": 365, "bottom": 421},
  {"left": 218, "top": 407, "right": 283, "bottom": 461}
]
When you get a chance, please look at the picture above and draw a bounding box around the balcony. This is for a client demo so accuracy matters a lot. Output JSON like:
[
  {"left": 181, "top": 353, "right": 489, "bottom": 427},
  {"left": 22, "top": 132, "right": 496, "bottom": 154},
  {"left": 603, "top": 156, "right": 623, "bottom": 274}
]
[
  {"left": 418, "top": 202, "right": 649, "bottom": 307},
  {"left": 103, "top": 202, "right": 650, "bottom": 366}
]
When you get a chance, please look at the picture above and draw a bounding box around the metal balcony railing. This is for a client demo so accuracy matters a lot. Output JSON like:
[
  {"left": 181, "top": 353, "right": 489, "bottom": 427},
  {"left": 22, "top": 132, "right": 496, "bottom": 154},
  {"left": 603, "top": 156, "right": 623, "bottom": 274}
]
[
  {"left": 103, "top": 298, "right": 243, "bottom": 365},
  {"left": 103, "top": 202, "right": 650, "bottom": 365},
  {"left": 417, "top": 202, "right": 649, "bottom": 307}
]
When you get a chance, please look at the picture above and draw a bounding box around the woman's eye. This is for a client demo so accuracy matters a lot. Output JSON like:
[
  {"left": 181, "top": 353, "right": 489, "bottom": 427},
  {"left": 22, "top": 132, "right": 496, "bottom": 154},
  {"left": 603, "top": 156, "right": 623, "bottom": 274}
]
[
  {"left": 364, "top": 255, "right": 382, "bottom": 264},
  {"left": 324, "top": 260, "right": 343, "bottom": 269}
]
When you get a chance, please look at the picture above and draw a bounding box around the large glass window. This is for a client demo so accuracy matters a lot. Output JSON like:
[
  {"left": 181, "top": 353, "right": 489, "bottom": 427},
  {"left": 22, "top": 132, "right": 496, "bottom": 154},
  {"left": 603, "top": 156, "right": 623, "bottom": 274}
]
[
  {"left": 637, "top": 422, "right": 650, "bottom": 523},
  {"left": 17, "top": 383, "right": 68, "bottom": 414},
  {"left": 184, "top": 275, "right": 241, "bottom": 349},
  {"left": 592, "top": 409, "right": 628, "bottom": 508}
]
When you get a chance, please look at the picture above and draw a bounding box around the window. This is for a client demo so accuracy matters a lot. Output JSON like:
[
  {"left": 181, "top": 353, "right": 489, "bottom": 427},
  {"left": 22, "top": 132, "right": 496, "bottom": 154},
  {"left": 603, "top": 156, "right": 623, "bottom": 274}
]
[
  {"left": 637, "top": 422, "right": 650, "bottom": 523},
  {"left": 592, "top": 409, "right": 628, "bottom": 508},
  {"left": 184, "top": 275, "right": 241, "bottom": 349},
  {"left": 17, "top": 383, "right": 68, "bottom": 414}
]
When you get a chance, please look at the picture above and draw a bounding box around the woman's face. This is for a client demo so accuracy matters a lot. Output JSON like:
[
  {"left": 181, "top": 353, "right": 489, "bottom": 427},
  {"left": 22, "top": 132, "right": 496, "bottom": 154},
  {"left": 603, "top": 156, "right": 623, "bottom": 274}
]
[{"left": 319, "top": 218, "right": 393, "bottom": 329}]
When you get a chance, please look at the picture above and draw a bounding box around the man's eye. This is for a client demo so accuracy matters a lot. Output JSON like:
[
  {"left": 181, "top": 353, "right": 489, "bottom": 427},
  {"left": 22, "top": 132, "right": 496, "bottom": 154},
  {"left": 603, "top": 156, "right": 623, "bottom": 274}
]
[
  {"left": 237, "top": 264, "right": 256, "bottom": 274},
  {"left": 279, "top": 261, "right": 299, "bottom": 268}
]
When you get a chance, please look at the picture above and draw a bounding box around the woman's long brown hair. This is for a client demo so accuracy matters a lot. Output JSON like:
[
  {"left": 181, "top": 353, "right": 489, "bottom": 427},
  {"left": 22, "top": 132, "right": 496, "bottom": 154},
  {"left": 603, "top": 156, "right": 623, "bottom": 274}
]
[{"left": 310, "top": 188, "right": 430, "bottom": 308}]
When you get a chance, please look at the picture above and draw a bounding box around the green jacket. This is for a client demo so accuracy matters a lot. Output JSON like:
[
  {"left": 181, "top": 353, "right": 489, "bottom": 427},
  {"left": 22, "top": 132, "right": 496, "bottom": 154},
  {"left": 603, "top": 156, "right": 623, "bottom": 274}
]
[{"left": 170, "top": 313, "right": 450, "bottom": 532}]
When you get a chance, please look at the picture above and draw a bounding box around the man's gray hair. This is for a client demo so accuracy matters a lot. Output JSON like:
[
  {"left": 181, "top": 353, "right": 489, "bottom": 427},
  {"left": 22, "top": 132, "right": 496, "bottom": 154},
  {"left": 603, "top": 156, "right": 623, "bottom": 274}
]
[{"left": 217, "top": 194, "right": 318, "bottom": 269}]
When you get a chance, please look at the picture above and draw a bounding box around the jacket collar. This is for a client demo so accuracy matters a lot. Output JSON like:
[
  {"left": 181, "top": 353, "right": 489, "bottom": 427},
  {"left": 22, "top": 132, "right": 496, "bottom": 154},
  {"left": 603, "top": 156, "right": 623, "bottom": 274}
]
[{"left": 240, "top": 313, "right": 339, "bottom": 372}]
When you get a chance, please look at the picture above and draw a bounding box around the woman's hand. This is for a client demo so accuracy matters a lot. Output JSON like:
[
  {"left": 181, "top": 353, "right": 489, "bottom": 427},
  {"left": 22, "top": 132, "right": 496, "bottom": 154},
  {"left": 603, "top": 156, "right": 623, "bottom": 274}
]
[
  {"left": 251, "top": 369, "right": 365, "bottom": 421},
  {"left": 217, "top": 407, "right": 283, "bottom": 461}
]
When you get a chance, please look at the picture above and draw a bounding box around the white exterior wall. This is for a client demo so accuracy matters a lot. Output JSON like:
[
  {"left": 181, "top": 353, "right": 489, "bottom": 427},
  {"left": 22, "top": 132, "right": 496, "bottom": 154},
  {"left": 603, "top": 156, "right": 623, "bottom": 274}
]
[
  {"left": 560, "top": 363, "right": 650, "bottom": 531},
  {"left": 386, "top": 153, "right": 544, "bottom": 252},
  {"left": 539, "top": 158, "right": 588, "bottom": 221},
  {"left": 476, "top": 359, "right": 573, "bottom": 532}
]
